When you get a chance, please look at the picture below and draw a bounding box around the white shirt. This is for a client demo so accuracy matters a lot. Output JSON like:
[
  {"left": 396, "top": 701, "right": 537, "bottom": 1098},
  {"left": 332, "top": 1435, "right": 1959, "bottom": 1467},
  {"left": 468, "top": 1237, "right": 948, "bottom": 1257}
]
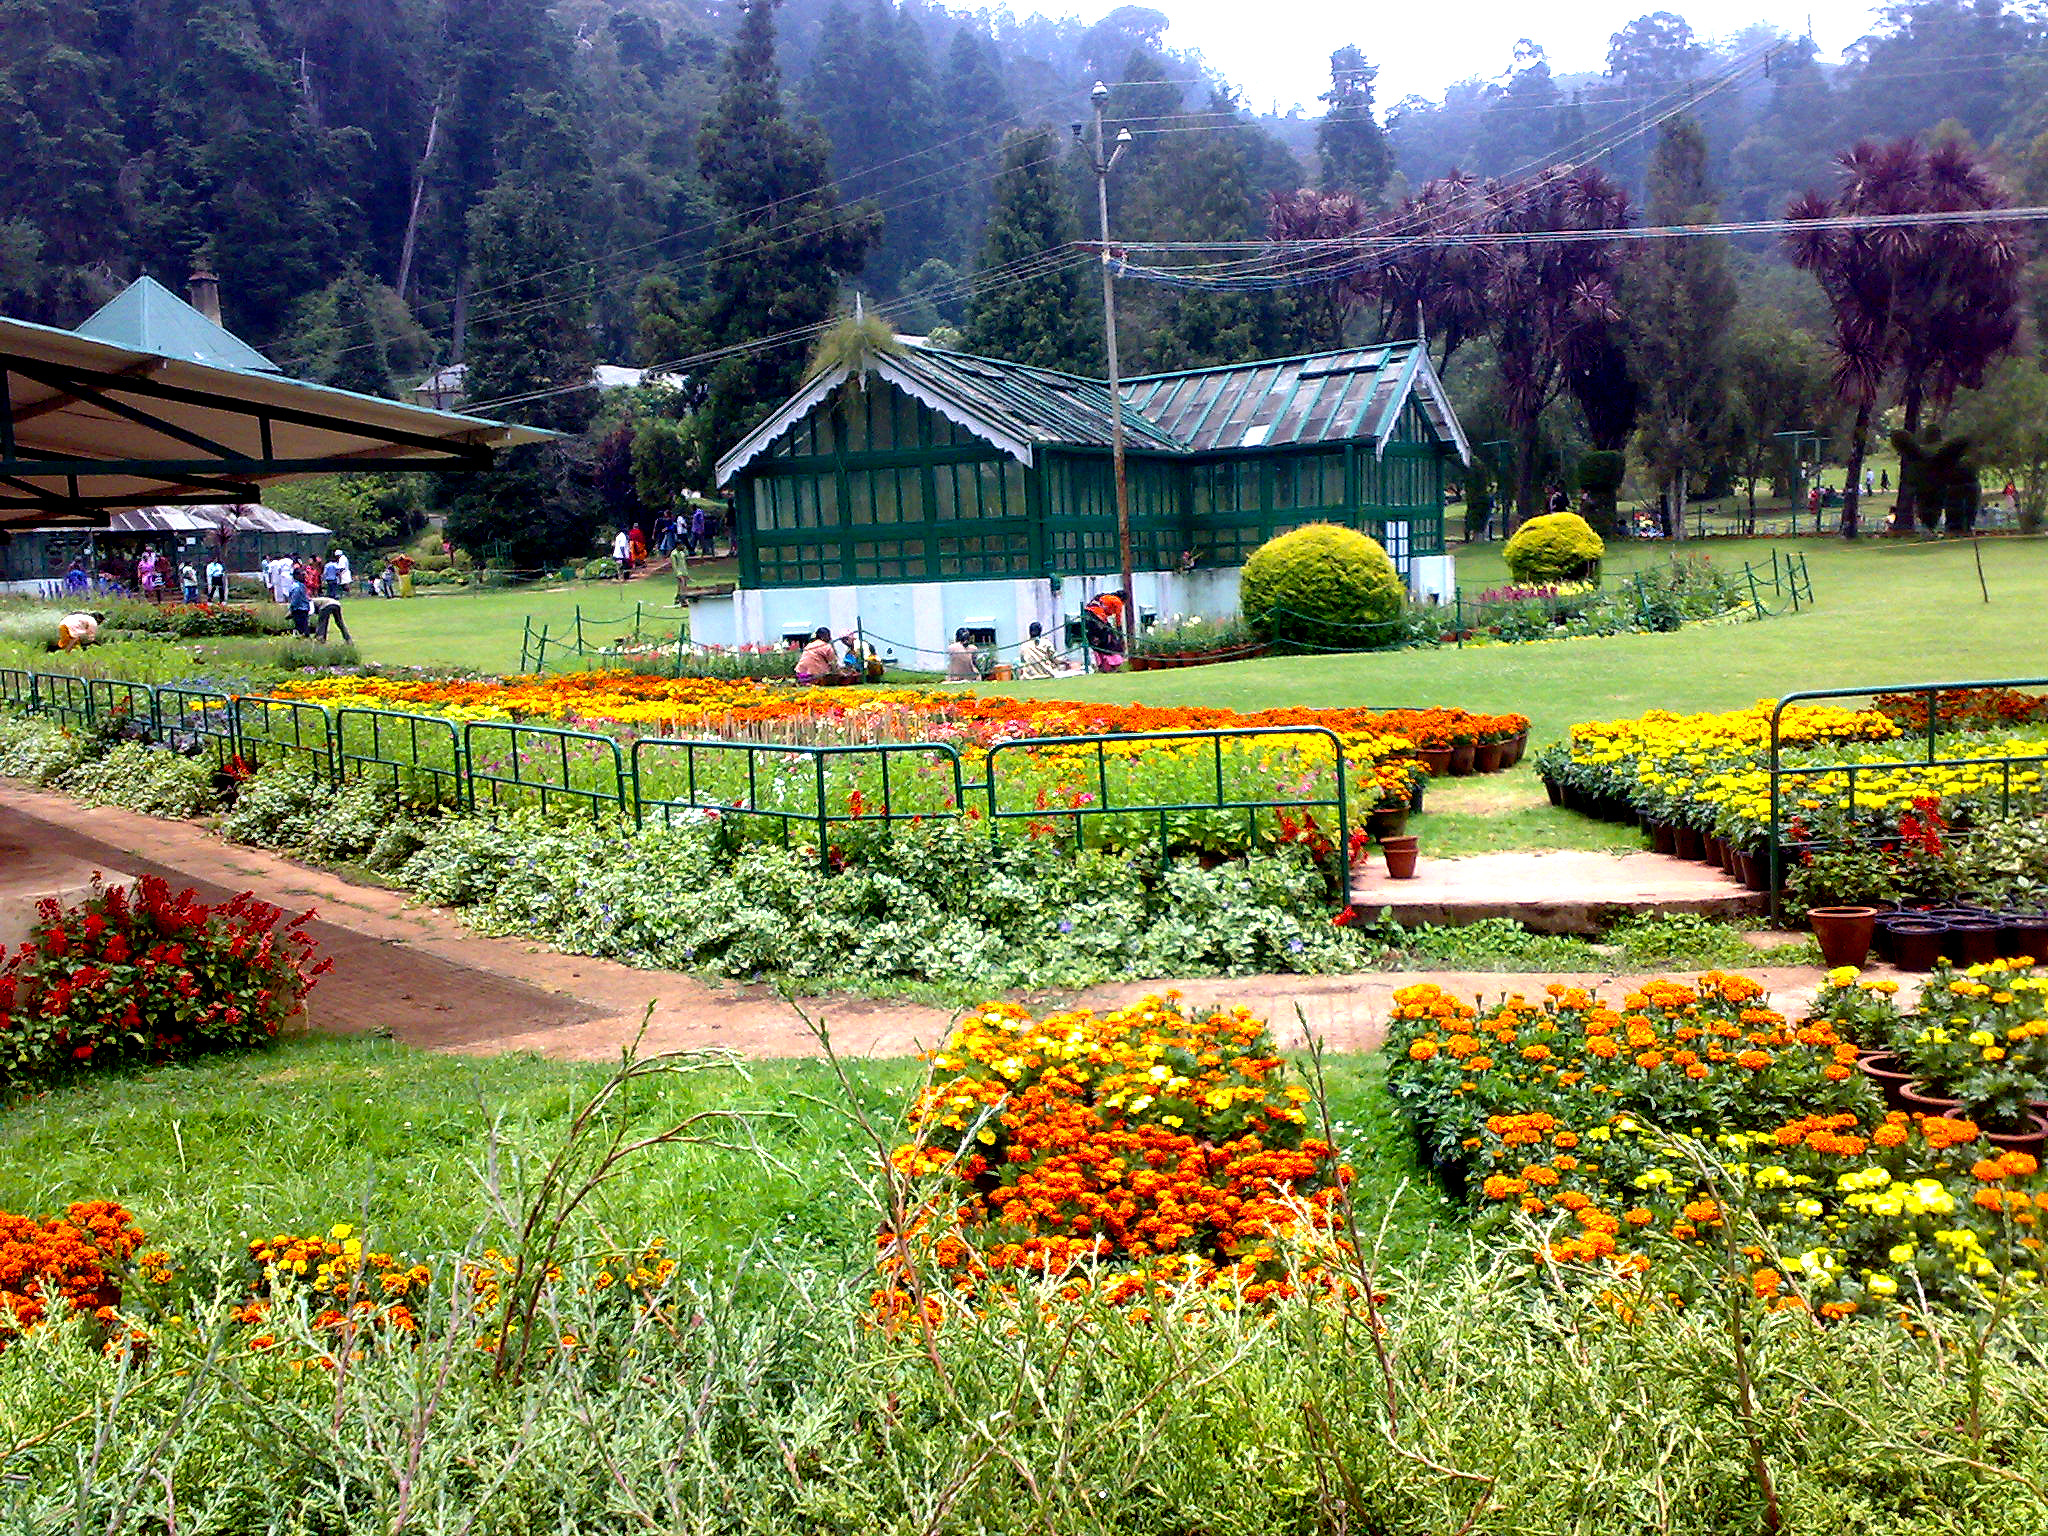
[
  {"left": 611, "top": 531, "right": 629, "bottom": 560},
  {"left": 337, "top": 554, "right": 353, "bottom": 587}
]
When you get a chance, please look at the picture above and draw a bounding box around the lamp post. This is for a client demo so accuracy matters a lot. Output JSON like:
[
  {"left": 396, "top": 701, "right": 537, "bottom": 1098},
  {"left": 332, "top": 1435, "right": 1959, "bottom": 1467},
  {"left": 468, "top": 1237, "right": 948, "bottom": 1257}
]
[{"left": 1079, "top": 82, "right": 1136, "bottom": 653}]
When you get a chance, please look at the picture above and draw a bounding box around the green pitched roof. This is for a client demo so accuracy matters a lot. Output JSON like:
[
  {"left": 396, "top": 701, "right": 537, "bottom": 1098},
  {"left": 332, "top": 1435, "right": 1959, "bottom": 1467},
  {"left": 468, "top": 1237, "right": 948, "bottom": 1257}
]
[{"left": 73, "top": 276, "right": 281, "bottom": 374}]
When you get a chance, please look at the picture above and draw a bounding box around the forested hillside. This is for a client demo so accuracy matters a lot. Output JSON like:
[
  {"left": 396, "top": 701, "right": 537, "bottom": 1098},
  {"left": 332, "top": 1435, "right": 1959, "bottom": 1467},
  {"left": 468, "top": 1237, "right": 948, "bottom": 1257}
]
[{"left": 2, "top": 0, "right": 2043, "bottom": 558}]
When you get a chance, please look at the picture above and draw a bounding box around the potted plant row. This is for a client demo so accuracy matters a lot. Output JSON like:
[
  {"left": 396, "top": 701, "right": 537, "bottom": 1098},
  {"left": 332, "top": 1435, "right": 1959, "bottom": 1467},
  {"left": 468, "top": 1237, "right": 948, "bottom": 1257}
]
[{"left": 1848, "top": 962, "right": 2048, "bottom": 1157}]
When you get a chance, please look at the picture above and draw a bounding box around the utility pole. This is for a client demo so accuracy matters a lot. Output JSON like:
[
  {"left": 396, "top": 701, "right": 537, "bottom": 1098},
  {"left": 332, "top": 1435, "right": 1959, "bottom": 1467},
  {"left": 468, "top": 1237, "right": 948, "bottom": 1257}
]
[{"left": 1080, "top": 82, "right": 1136, "bottom": 654}]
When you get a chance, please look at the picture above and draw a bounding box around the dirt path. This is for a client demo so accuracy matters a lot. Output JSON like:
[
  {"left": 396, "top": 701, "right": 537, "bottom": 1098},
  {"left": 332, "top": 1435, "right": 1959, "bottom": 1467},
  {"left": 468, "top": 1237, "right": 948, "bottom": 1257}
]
[{"left": 0, "top": 783, "right": 1868, "bottom": 1063}]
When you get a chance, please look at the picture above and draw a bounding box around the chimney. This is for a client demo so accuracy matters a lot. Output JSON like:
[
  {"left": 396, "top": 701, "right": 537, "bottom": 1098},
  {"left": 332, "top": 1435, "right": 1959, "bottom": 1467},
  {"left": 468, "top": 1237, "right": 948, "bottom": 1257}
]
[{"left": 188, "top": 261, "right": 222, "bottom": 324}]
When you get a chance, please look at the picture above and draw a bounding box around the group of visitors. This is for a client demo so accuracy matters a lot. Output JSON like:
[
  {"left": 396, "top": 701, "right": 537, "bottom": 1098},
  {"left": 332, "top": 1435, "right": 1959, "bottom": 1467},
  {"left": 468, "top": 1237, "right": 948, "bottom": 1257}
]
[
  {"left": 654, "top": 506, "right": 715, "bottom": 561},
  {"left": 260, "top": 550, "right": 366, "bottom": 641},
  {"left": 794, "top": 627, "right": 883, "bottom": 684}
]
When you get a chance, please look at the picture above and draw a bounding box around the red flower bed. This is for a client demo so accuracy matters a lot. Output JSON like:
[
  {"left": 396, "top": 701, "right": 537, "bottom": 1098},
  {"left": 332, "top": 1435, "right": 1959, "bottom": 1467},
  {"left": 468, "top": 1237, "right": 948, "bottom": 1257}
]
[{"left": 0, "top": 876, "right": 329, "bottom": 1088}]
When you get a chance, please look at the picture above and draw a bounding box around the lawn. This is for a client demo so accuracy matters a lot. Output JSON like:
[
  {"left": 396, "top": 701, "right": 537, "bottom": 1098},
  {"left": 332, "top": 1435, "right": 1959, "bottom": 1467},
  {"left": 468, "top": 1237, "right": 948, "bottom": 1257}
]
[
  {"left": 0, "top": 1034, "right": 1446, "bottom": 1268},
  {"left": 343, "top": 565, "right": 725, "bottom": 672}
]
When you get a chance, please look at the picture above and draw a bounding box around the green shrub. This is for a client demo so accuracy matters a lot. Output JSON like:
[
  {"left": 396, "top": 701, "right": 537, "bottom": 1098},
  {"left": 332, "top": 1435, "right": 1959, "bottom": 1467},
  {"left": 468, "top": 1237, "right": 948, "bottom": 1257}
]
[
  {"left": 0, "top": 716, "right": 88, "bottom": 785},
  {"left": 1239, "top": 523, "right": 1406, "bottom": 651},
  {"left": 56, "top": 743, "right": 220, "bottom": 819},
  {"left": 221, "top": 762, "right": 335, "bottom": 849},
  {"left": 1503, "top": 511, "right": 1605, "bottom": 585}
]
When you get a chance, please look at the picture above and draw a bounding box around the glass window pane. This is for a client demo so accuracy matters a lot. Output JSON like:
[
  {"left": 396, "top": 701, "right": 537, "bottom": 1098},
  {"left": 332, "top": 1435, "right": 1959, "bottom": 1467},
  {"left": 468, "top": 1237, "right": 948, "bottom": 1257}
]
[{"left": 818, "top": 473, "right": 841, "bottom": 527}]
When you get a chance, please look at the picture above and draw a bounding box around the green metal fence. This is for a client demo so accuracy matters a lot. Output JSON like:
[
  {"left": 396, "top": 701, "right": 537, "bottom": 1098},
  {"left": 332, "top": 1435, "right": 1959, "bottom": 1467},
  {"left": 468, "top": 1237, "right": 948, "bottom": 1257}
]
[
  {"left": 0, "top": 668, "right": 1398, "bottom": 888},
  {"left": 462, "top": 720, "right": 627, "bottom": 820},
  {"left": 335, "top": 708, "right": 467, "bottom": 807},
  {"left": 983, "top": 726, "right": 1351, "bottom": 872},
  {"left": 1765, "top": 675, "right": 2048, "bottom": 919},
  {"left": 630, "top": 736, "right": 969, "bottom": 866}
]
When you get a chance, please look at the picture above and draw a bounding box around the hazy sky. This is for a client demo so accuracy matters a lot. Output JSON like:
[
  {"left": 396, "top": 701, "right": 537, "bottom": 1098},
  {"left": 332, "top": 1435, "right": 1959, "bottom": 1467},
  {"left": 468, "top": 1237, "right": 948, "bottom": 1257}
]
[{"left": 1144, "top": 0, "right": 1890, "bottom": 111}]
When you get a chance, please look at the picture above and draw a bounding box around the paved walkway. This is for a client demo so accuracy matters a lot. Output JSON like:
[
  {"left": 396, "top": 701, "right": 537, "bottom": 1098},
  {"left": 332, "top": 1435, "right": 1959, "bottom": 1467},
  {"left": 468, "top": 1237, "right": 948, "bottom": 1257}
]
[
  {"left": 0, "top": 783, "right": 1862, "bottom": 1063},
  {"left": 1351, "top": 848, "right": 1761, "bottom": 931}
]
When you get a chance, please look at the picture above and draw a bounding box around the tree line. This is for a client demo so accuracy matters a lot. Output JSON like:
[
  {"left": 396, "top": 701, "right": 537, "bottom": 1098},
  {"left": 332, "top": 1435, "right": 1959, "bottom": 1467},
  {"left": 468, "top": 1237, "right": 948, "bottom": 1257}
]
[{"left": 1, "top": 0, "right": 2044, "bottom": 561}]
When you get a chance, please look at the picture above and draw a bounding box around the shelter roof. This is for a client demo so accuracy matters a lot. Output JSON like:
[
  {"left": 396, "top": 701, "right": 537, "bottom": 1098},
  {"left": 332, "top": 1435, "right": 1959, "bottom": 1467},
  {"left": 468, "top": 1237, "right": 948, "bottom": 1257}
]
[
  {"left": 5, "top": 502, "right": 331, "bottom": 538},
  {"left": 716, "top": 338, "right": 1468, "bottom": 486},
  {"left": 2, "top": 279, "right": 553, "bottom": 529}
]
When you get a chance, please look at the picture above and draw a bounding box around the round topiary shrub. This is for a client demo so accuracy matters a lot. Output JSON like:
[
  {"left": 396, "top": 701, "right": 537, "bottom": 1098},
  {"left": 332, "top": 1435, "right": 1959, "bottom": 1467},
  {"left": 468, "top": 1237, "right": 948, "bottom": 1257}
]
[
  {"left": 1239, "top": 522, "right": 1406, "bottom": 651},
  {"left": 1503, "top": 512, "right": 1605, "bottom": 586}
]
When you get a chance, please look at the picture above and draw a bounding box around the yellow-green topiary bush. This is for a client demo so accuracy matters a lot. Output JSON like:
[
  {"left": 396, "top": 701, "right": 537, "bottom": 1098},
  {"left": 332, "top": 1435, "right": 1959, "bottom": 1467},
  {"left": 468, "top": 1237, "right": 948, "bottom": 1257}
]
[
  {"left": 1239, "top": 522, "right": 1406, "bottom": 651},
  {"left": 1503, "top": 512, "right": 1604, "bottom": 586}
]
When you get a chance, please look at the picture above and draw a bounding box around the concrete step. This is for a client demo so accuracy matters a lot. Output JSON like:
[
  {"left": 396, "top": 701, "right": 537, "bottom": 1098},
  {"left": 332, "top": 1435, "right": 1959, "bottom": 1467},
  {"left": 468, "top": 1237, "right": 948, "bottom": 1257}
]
[{"left": 1350, "top": 849, "right": 1763, "bottom": 935}]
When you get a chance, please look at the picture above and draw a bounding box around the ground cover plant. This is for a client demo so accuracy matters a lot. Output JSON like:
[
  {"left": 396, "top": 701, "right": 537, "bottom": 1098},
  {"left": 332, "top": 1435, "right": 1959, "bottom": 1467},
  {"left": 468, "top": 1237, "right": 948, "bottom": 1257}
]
[{"left": 14, "top": 982, "right": 2048, "bottom": 1531}]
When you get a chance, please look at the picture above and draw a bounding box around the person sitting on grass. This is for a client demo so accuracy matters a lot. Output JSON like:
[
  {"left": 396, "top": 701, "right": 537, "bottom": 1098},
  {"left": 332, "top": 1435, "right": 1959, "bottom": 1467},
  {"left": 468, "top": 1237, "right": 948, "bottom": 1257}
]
[
  {"left": 795, "top": 626, "right": 839, "bottom": 683},
  {"left": 1018, "top": 621, "right": 1058, "bottom": 679}
]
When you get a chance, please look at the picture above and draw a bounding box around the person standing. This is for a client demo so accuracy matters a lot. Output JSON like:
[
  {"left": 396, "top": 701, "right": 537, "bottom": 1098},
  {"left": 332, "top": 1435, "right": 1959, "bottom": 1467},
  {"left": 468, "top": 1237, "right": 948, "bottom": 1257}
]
[
  {"left": 336, "top": 550, "right": 354, "bottom": 596},
  {"left": 286, "top": 570, "right": 313, "bottom": 635},
  {"left": 611, "top": 527, "right": 630, "bottom": 579},
  {"left": 139, "top": 549, "right": 164, "bottom": 602},
  {"left": 1864, "top": 468, "right": 1876, "bottom": 497},
  {"left": 322, "top": 551, "right": 343, "bottom": 598},
  {"left": 179, "top": 558, "right": 200, "bottom": 602},
  {"left": 205, "top": 555, "right": 226, "bottom": 602},
  {"left": 690, "top": 505, "right": 709, "bottom": 559}
]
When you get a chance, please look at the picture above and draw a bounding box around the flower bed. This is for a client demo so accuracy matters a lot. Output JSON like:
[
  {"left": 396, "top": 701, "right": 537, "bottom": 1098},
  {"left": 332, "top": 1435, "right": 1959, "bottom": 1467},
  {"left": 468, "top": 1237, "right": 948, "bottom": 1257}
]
[
  {"left": 1384, "top": 969, "right": 2048, "bottom": 1315},
  {"left": 881, "top": 995, "right": 1352, "bottom": 1318},
  {"left": 0, "top": 876, "right": 328, "bottom": 1089}
]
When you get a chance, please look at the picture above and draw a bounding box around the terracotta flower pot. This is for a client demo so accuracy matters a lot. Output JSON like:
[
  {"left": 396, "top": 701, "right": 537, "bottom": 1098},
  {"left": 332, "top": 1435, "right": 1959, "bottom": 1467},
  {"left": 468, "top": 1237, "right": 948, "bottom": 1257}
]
[
  {"left": 1473, "top": 739, "right": 1505, "bottom": 773},
  {"left": 1809, "top": 905, "right": 1878, "bottom": 970},
  {"left": 1984, "top": 1112, "right": 2048, "bottom": 1161},
  {"left": 1420, "top": 746, "right": 1453, "bottom": 777},
  {"left": 1448, "top": 742, "right": 1476, "bottom": 776},
  {"left": 1856, "top": 1051, "right": 1917, "bottom": 1111},
  {"left": 1736, "top": 851, "right": 1767, "bottom": 891},
  {"left": 1901, "top": 1081, "right": 1965, "bottom": 1119},
  {"left": 1505, "top": 731, "right": 1529, "bottom": 766},
  {"left": 1368, "top": 806, "right": 1410, "bottom": 841},
  {"left": 1380, "top": 834, "right": 1420, "bottom": 879}
]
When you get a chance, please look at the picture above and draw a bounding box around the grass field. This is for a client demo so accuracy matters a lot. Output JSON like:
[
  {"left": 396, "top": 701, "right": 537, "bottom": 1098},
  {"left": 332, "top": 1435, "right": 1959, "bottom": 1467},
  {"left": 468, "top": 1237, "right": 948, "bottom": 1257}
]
[
  {"left": 343, "top": 564, "right": 727, "bottom": 673},
  {"left": 0, "top": 1032, "right": 1445, "bottom": 1267}
]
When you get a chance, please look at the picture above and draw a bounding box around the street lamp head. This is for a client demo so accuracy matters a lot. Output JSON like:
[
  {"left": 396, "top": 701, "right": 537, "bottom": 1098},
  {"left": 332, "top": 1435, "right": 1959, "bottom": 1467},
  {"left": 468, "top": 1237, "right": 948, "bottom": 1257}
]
[
  {"left": 1115, "top": 128, "right": 1133, "bottom": 145},
  {"left": 1090, "top": 80, "right": 1109, "bottom": 107},
  {"left": 1071, "top": 121, "right": 1084, "bottom": 141}
]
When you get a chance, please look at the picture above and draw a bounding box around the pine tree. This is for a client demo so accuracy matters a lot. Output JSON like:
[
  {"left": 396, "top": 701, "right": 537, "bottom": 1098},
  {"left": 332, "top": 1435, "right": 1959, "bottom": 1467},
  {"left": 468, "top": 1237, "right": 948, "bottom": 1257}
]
[
  {"left": 445, "top": 167, "right": 601, "bottom": 567},
  {"left": 1627, "top": 117, "right": 1736, "bottom": 538},
  {"left": 1316, "top": 46, "right": 1392, "bottom": 203},
  {"left": 939, "top": 24, "right": 1013, "bottom": 259},
  {"left": 691, "top": 0, "right": 880, "bottom": 465},
  {"left": 0, "top": 0, "right": 128, "bottom": 320},
  {"left": 963, "top": 126, "right": 1099, "bottom": 372}
]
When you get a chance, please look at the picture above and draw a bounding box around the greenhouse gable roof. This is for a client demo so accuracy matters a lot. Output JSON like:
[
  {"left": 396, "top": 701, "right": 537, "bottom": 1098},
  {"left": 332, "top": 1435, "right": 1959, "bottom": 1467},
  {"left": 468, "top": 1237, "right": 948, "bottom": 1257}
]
[{"left": 717, "top": 338, "right": 1468, "bottom": 486}]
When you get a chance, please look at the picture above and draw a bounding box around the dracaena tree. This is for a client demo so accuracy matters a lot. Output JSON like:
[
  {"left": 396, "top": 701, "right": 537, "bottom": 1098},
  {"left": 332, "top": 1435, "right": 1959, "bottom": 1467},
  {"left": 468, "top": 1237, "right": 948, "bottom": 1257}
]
[{"left": 1784, "top": 136, "right": 2025, "bottom": 536}]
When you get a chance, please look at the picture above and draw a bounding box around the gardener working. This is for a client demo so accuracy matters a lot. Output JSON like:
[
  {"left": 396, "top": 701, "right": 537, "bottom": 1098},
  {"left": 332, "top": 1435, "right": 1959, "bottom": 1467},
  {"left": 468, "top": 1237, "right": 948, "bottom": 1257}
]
[{"left": 795, "top": 626, "right": 839, "bottom": 683}]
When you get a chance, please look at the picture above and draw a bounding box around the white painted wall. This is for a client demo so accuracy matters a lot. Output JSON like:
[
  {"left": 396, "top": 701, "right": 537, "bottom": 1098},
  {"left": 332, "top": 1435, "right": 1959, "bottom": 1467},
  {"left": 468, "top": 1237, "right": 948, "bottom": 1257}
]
[{"left": 685, "top": 555, "right": 1458, "bottom": 667}]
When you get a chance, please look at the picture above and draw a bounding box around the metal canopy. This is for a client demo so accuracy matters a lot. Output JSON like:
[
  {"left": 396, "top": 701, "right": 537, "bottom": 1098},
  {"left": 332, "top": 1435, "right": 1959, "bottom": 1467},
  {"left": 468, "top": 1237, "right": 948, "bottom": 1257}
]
[{"left": 0, "top": 282, "right": 554, "bottom": 529}]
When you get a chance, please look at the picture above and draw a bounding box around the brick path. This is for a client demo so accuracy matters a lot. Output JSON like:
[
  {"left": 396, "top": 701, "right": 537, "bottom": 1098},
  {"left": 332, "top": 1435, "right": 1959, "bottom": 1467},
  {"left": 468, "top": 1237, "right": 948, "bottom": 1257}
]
[
  {"left": 1351, "top": 848, "right": 1761, "bottom": 932},
  {"left": 0, "top": 782, "right": 1871, "bottom": 1063}
]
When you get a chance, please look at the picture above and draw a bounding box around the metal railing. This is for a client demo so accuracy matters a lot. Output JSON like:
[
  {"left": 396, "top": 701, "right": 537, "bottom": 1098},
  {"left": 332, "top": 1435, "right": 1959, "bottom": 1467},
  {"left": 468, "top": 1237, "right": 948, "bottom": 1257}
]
[
  {"left": 1766, "top": 676, "right": 2048, "bottom": 918},
  {"left": 0, "top": 667, "right": 1398, "bottom": 886},
  {"left": 983, "top": 727, "right": 1350, "bottom": 871},
  {"left": 631, "top": 737, "right": 969, "bottom": 866}
]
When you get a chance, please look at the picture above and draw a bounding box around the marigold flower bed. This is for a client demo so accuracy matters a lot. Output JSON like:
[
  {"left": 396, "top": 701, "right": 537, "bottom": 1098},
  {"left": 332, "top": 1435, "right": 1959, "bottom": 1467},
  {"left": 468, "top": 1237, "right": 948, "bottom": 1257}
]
[
  {"left": 1385, "top": 969, "right": 2048, "bottom": 1317},
  {"left": 1537, "top": 698, "right": 2048, "bottom": 862},
  {"left": 881, "top": 995, "right": 1354, "bottom": 1319}
]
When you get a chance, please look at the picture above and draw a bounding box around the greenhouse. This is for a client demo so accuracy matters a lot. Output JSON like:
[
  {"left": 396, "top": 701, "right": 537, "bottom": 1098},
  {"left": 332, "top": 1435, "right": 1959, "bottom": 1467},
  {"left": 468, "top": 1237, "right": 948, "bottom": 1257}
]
[{"left": 699, "top": 338, "right": 1468, "bottom": 660}]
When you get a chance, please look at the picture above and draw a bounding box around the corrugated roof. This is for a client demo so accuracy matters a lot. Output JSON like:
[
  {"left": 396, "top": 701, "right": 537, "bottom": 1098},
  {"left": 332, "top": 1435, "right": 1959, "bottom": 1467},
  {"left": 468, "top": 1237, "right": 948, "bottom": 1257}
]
[
  {"left": 716, "top": 338, "right": 1468, "bottom": 485},
  {"left": 5, "top": 503, "right": 331, "bottom": 537}
]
